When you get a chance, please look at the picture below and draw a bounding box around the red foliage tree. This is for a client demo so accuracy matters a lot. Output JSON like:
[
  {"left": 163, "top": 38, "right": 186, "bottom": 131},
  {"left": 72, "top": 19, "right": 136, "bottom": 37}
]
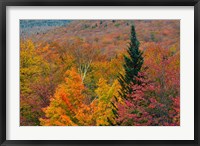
[{"left": 117, "top": 72, "right": 180, "bottom": 126}]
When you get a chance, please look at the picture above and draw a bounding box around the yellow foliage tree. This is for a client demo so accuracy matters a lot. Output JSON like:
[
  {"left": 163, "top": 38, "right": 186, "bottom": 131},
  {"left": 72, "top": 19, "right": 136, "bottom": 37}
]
[
  {"left": 20, "top": 40, "right": 49, "bottom": 125},
  {"left": 20, "top": 40, "right": 44, "bottom": 95},
  {"left": 91, "top": 78, "right": 120, "bottom": 126}
]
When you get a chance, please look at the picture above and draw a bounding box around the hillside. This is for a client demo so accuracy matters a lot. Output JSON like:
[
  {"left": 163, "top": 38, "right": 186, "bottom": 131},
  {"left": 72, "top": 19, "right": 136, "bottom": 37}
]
[
  {"left": 21, "top": 20, "right": 180, "bottom": 58},
  {"left": 20, "top": 20, "right": 71, "bottom": 39}
]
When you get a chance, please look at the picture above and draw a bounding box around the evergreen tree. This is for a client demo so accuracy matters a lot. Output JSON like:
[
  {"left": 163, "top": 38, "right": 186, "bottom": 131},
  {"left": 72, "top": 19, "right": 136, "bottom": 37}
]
[
  {"left": 118, "top": 25, "right": 144, "bottom": 99},
  {"left": 108, "top": 25, "right": 144, "bottom": 125}
]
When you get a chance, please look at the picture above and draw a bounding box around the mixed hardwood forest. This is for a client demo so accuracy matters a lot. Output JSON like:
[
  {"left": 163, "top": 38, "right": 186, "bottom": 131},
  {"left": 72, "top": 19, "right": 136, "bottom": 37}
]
[{"left": 20, "top": 20, "right": 180, "bottom": 126}]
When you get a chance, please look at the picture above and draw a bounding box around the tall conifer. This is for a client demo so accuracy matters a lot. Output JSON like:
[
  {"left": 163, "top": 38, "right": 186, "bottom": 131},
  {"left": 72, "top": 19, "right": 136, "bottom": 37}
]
[
  {"left": 118, "top": 25, "right": 144, "bottom": 99},
  {"left": 108, "top": 25, "right": 144, "bottom": 125}
]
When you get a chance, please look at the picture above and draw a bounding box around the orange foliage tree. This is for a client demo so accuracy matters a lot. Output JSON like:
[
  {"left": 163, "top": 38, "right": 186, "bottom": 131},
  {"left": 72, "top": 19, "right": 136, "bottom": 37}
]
[{"left": 40, "top": 68, "right": 92, "bottom": 126}]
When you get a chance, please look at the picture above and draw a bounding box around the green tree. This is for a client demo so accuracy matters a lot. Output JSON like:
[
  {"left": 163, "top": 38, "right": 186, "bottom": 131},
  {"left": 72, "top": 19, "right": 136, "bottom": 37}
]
[
  {"left": 118, "top": 25, "right": 144, "bottom": 99},
  {"left": 108, "top": 25, "right": 144, "bottom": 126}
]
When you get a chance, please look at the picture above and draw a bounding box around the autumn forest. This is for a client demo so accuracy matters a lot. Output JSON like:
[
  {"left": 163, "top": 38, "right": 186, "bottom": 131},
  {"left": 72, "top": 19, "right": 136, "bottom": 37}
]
[{"left": 20, "top": 20, "right": 180, "bottom": 126}]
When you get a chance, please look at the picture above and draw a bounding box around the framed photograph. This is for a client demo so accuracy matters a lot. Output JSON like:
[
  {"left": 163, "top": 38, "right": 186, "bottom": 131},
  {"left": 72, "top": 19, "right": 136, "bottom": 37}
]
[{"left": 0, "top": 0, "right": 199, "bottom": 145}]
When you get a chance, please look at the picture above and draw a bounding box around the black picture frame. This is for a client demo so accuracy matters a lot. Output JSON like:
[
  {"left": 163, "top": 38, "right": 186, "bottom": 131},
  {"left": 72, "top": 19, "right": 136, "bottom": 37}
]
[{"left": 0, "top": 0, "right": 199, "bottom": 146}]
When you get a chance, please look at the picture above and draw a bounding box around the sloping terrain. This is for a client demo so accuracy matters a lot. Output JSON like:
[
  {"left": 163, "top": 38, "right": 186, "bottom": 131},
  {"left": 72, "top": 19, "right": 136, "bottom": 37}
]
[{"left": 22, "top": 20, "right": 180, "bottom": 58}]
